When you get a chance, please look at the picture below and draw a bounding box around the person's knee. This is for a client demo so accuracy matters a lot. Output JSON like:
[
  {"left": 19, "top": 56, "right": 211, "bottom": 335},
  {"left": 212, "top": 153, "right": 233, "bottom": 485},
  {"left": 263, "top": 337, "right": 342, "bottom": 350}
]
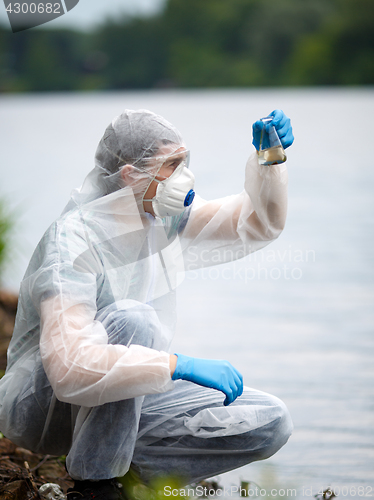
[
  {"left": 259, "top": 395, "right": 293, "bottom": 459},
  {"left": 98, "top": 300, "right": 162, "bottom": 349}
]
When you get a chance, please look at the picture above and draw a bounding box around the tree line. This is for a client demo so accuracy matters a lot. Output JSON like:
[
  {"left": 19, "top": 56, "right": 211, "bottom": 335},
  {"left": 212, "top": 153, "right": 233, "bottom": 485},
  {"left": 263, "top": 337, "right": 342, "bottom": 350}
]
[{"left": 0, "top": 0, "right": 373, "bottom": 92}]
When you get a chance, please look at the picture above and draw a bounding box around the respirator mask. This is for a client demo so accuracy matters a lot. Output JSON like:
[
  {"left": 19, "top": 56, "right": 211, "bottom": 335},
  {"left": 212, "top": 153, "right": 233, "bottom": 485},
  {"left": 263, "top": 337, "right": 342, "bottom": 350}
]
[{"left": 143, "top": 152, "right": 195, "bottom": 218}]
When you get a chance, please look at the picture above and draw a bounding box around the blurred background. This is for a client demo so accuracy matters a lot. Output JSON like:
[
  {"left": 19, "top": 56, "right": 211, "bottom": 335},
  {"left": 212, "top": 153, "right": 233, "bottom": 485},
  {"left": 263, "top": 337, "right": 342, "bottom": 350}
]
[
  {"left": 1, "top": 0, "right": 374, "bottom": 91},
  {"left": 0, "top": 0, "right": 373, "bottom": 498}
]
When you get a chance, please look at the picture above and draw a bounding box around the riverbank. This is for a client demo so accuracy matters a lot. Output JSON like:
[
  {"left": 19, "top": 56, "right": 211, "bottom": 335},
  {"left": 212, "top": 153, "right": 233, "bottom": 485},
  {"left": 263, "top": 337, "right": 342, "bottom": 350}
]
[{"left": 0, "top": 290, "right": 75, "bottom": 497}]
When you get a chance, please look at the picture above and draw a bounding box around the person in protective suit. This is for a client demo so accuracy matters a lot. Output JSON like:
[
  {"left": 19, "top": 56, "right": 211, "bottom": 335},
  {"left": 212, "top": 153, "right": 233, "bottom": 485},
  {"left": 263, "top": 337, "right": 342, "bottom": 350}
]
[{"left": 0, "top": 109, "right": 294, "bottom": 500}]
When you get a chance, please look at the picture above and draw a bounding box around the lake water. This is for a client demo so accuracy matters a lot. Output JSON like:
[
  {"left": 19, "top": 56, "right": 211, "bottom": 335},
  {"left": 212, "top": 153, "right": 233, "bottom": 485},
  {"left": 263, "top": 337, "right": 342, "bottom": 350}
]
[{"left": 0, "top": 88, "right": 373, "bottom": 498}]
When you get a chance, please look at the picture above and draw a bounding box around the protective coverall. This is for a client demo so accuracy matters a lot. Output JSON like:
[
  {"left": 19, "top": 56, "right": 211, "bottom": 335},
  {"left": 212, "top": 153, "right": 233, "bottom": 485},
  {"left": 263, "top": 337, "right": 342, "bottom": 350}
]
[{"left": 0, "top": 110, "right": 293, "bottom": 483}]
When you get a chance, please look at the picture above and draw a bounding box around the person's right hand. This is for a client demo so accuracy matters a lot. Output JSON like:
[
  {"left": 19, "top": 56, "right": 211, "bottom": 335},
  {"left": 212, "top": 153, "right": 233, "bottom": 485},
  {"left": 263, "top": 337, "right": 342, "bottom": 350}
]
[
  {"left": 171, "top": 353, "right": 243, "bottom": 405},
  {"left": 252, "top": 109, "right": 294, "bottom": 151}
]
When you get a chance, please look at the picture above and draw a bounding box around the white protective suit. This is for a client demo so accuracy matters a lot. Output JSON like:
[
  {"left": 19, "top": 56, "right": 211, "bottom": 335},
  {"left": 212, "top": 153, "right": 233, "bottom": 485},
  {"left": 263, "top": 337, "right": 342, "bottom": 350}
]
[{"left": 0, "top": 110, "right": 291, "bottom": 482}]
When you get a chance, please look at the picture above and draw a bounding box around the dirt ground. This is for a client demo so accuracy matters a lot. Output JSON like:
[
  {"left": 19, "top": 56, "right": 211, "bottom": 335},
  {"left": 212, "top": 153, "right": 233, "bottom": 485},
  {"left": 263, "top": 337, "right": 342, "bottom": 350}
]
[{"left": 0, "top": 437, "right": 73, "bottom": 498}]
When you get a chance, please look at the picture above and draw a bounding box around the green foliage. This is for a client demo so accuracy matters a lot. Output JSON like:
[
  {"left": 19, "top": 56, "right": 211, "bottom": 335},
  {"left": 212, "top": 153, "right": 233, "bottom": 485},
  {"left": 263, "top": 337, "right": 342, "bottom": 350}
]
[
  {"left": 119, "top": 468, "right": 188, "bottom": 500},
  {"left": 92, "top": 15, "right": 168, "bottom": 89},
  {"left": 0, "top": 199, "right": 13, "bottom": 283},
  {"left": 162, "top": 0, "right": 333, "bottom": 86},
  {"left": 0, "top": 0, "right": 373, "bottom": 91},
  {"left": 0, "top": 26, "right": 84, "bottom": 91},
  {"left": 284, "top": 0, "right": 374, "bottom": 85}
]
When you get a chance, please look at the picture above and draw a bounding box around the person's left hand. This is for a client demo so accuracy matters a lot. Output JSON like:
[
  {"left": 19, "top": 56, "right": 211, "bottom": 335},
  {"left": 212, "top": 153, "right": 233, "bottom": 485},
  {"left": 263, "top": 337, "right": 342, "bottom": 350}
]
[
  {"left": 252, "top": 109, "right": 294, "bottom": 151},
  {"left": 171, "top": 353, "right": 243, "bottom": 406}
]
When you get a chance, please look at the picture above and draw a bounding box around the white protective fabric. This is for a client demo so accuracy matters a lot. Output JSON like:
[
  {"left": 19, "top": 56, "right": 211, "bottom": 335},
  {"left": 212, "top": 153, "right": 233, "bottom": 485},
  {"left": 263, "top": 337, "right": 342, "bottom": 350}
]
[{"left": 0, "top": 109, "right": 288, "bottom": 442}]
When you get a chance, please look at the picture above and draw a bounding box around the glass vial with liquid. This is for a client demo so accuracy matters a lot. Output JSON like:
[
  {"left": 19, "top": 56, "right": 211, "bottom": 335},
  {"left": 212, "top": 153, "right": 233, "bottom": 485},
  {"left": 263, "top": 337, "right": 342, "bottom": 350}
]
[{"left": 257, "top": 117, "right": 287, "bottom": 166}]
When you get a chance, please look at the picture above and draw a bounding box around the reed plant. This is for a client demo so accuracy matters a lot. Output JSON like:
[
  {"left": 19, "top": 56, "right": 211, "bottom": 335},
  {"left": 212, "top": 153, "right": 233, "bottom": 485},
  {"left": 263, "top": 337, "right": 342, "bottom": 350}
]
[{"left": 0, "top": 197, "right": 13, "bottom": 284}]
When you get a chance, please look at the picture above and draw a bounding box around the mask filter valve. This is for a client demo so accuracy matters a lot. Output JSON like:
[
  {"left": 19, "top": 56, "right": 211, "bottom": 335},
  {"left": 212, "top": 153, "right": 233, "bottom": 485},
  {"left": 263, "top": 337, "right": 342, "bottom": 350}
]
[{"left": 184, "top": 189, "right": 195, "bottom": 207}]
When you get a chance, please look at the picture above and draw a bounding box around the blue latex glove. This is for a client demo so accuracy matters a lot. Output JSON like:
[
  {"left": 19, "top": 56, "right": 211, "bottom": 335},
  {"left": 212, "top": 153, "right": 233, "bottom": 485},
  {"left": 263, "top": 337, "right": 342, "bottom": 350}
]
[
  {"left": 172, "top": 353, "right": 243, "bottom": 406},
  {"left": 252, "top": 109, "right": 294, "bottom": 151}
]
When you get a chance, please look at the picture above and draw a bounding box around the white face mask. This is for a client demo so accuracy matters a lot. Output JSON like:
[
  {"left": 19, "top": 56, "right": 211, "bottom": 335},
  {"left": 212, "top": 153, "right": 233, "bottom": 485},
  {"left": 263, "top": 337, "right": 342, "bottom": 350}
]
[{"left": 143, "top": 160, "right": 195, "bottom": 218}]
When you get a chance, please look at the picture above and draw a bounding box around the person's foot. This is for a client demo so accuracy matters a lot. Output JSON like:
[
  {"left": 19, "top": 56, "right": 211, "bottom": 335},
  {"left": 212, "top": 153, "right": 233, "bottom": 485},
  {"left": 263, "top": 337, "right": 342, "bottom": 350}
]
[{"left": 67, "top": 478, "right": 126, "bottom": 499}]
